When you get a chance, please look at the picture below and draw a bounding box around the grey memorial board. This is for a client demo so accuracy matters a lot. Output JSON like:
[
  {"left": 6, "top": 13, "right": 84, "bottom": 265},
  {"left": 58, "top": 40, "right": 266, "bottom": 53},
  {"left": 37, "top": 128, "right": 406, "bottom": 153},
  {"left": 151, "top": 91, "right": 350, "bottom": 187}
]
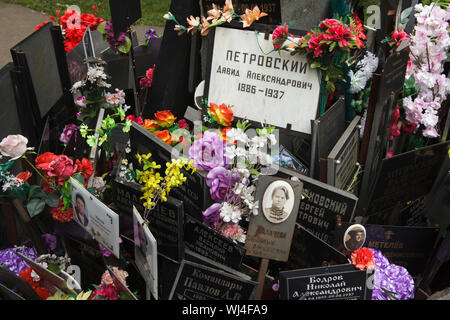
[
  {"left": 184, "top": 215, "right": 246, "bottom": 270},
  {"left": 169, "top": 260, "right": 258, "bottom": 300},
  {"left": 279, "top": 264, "right": 373, "bottom": 300},
  {"left": 277, "top": 167, "right": 358, "bottom": 245},
  {"left": 327, "top": 116, "right": 361, "bottom": 190},
  {"left": 366, "top": 141, "right": 450, "bottom": 225},
  {"left": 129, "top": 122, "right": 212, "bottom": 221},
  {"left": 205, "top": 26, "right": 320, "bottom": 134},
  {"left": 245, "top": 175, "right": 303, "bottom": 262},
  {"left": 11, "top": 23, "right": 64, "bottom": 118},
  {"left": 334, "top": 222, "right": 440, "bottom": 276}
]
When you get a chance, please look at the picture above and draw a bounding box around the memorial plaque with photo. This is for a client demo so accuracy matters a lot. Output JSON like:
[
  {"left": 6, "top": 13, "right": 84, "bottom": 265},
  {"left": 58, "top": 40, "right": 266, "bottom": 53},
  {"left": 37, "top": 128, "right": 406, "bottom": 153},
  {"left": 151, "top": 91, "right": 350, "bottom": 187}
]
[
  {"left": 202, "top": 0, "right": 281, "bottom": 25},
  {"left": 277, "top": 167, "right": 358, "bottom": 245},
  {"left": 279, "top": 264, "right": 373, "bottom": 300},
  {"left": 184, "top": 215, "right": 246, "bottom": 270},
  {"left": 327, "top": 116, "right": 361, "bottom": 190},
  {"left": 129, "top": 122, "right": 211, "bottom": 221},
  {"left": 270, "top": 224, "right": 348, "bottom": 273},
  {"left": 366, "top": 141, "right": 450, "bottom": 224},
  {"left": 334, "top": 223, "right": 440, "bottom": 276},
  {"left": 245, "top": 176, "right": 303, "bottom": 262},
  {"left": 113, "top": 179, "right": 185, "bottom": 263},
  {"left": 169, "top": 260, "right": 258, "bottom": 300},
  {"left": 11, "top": 23, "right": 64, "bottom": 118},
  {"left": 205, "top": 26, "right": 319, "bottom": 135}
]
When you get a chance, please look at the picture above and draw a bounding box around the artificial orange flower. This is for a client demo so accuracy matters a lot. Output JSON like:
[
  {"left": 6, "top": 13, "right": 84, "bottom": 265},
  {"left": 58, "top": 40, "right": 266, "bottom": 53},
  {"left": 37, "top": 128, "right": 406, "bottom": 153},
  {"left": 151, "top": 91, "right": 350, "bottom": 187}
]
[
  {"left": 240, "top": 6, "right": 268, "bottom": 28},
  {"left": 207, "top": 4, "right": 222, "bottom": 23},
  {"left": 155, "top": 110, "right": 176, "bottom": 128},
  {"left": 201, "top": 16, "right": 211, "bottom": 36},
  {"left": 186, "top": 15, "right": 200, "bottom": 33},
  {"left": 154, "top": 130, "right": 172, "bottom": 145},
  {"left": 143, "top": 119, "right": 159, "bottom": 133},
  {"left": 221, "top": 0, "right": 234, "bottom": 22},
  {"left": 208, "top": 103, "right": 234, "bottom": 127}
]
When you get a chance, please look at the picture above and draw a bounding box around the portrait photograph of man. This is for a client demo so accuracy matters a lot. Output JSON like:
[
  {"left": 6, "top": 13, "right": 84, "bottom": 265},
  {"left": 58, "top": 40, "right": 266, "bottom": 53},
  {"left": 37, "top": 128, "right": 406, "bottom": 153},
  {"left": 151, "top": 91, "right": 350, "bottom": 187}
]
[{"left": 343, "top": 224, "right": 366, "bottom": 251}]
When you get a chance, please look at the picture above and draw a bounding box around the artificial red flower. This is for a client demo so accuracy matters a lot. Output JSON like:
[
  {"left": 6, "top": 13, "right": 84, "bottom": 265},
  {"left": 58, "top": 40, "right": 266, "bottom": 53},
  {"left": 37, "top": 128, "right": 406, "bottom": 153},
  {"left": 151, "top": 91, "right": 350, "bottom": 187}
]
[
  {"left": 318, "top": 18, "right": 341, "bottom": 30},
  {"left": 16, "top": 171, "right": 32, "bottom": 183},
  {"left": 35, "top": 152, "right": 59, "bottom": 172},
  {"left": 391, "top": 29, "right": 409, "bottom": 47},
  {"left": 126, "top": 115, "right": 144, "bottom": 125},
  {"left": 58, "top": 9, "right": 79, "bottom": 30},
  {"left": 47, "top": 155, "right": 78, "bottom": 183},
  {"left": 50, "top": 199, "right": 74, "bottom": 222},
  {"left": 143, "top": 119, "right": 159, "bottom": 133},
  {"left": 208, "top": 103, "right": 234, "bottom": 127},
  {"left": 55, "top": 10, "right": 60, "bottom": 16},
  {"left": 351, "top": 247, "right": 375, "bottom": 271},
  {"left": 140, "top": 77, "right": 152, "bottom": 88},
  {"left": 154, "top": 130, "right": 172, "bottom": 145},
  {"left": 34, "top": 21, "right": 49, "bottom": 32},
  {"left": 177, "top": 119, "right": 189, "bottom": 130},
  {"left": 19, "top": 267, "right": 51, "bottom": 300},
  {"left": 76, "top": 158, "right": 94, "bottom": 180},
  {"left": 155, "top": 110, "right": 176, "bottom": 128},
  {"left": 272, "top": 24, "right": 290, "bottom": 50},
  {"left": 91, "top": 283, "right": 119, "bottom": 300},
  {"left": 401, "top": 122, "right": 418, "bottom": 135},
  {"left": 146, "top": 65, "right": 155, "bottom": 80},
  {"left": 81, "top": 13, "right": 100, "bottom": 29}
]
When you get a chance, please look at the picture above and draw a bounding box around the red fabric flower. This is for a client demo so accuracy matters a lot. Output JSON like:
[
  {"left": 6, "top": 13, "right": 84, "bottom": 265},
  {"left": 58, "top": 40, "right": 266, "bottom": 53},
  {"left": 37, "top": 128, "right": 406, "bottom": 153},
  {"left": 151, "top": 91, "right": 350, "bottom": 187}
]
[
  {"left": 126, "top": 115, "right": 144, "bottom": 125},
  {"left": 47, "top": 155, "right": 78, "bottom": 183},
  {"left": 91, "top": 283, "right": 119, "bottom": 300},
  {"left": 401, "top": 122, "right": 418, "bottom": 135},
  {"left": 351, "top": 247, "right": 375, "bottom": 271},
  {"left": 76, "top": 158, "right": 94, "bottom": 181},
  {"left": 50, "top": 199, "right": 74, "bottom": 222},
  {"left": 16, "top": 171, "right": 32, "bottom": 183},
  {"left": 391, "top": 29, "right": 409, "bottom": 47},
  {"left": 143, "top": 119, "right": 159, "bottom": 133},
  {"left": 208, "top": 103, "right": 234, "bottom": 127},
  {"left": 19, "top": 267, "right": 51, "bottom": 300},
  {"left": 272, "top": 23, "right": 289, "bottom": 50},
  {"left": 154, "top": 130, "right": 172, "bottom": 145},
  {"left": 35, "top": 152, "right": 59, "bottom": 172},
  {"left": 177, "top": 119, "right": 189, "bottom": 130},
  {"left": 155, "top": 110, "right": 176, "bottom": 128},
  {"left": 81, "top": 13, "right": 99, "bottom": 29}
]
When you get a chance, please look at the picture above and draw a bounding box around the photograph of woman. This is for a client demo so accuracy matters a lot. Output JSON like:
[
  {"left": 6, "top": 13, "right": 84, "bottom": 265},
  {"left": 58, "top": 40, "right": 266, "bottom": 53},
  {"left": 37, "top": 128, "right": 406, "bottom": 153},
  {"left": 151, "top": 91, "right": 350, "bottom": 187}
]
[
  {"left": 262, "top": 181, "right": 295, "bottom": 224},
  {"left": 74, "top": 194, "right": 89, "bottom": 227}
]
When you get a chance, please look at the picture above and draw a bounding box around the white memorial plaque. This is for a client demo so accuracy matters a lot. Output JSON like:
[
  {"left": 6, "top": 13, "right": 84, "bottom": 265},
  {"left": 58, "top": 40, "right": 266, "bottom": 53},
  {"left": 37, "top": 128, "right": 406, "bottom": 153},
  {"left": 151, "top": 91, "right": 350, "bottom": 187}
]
[
  {"left": 206, "top": 26, "right": 321, "bottom": 134},
  {"left": 133, "top": 206, "right": 158, "bottom": 300},
  {"left": 70, "top": 177, "right": 120, "bottom": 258}
]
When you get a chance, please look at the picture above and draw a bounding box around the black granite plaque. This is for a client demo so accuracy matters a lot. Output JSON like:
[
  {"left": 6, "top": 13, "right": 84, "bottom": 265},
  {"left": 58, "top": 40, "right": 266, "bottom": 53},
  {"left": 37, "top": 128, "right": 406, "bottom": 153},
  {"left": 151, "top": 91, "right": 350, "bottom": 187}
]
[
  {"left": 109, "top": 0, "right": 142, "bottom": 37},
  {"left": 0, "top": 265, "right": 41, "bottom": 300},
  {"left": 334, "top": 222, "right": 440, "bottom": 276},
  {"left": 366, "top": 141, "right": 450, "bottom": 224},
  {"left": 202, "top": 0, "right": 281, "bottom": 25},
  {"left": 270, "top": 224, "right": 348, "bottom": 274},
  {"left": 0, "top": 63, "right": 22, "bottom": 139},
  {"left": 279, "top": 264, "right": 373, "bottom": 300},
  {"left": 400, "top": 197, "right": 428, "bottom": 227},
  {"left": 112, "top": 178, "right": 185, "bottom": 262},
  {"left": 169, "top": 260, "right": 258, "bottom": 300},
  {"left": 277, "top": 167, "right": 358, "bottom": 245},
  {"left": 129, "top": 122, "right": 212, "bottom": 221},
  {"left": 184, "top": 215, "right": 246, "bottom": 270}
]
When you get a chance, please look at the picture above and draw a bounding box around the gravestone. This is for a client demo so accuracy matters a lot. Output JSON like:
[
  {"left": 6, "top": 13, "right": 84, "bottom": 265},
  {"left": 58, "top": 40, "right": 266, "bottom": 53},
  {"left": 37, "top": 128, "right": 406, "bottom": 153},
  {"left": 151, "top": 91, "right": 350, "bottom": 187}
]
[
  {"left": 400, "top": 197, "right": 428, "bottom": 227},
  {"left": 277, "top": 167, "right": 358, "bottom": 245},
  {"left": 270, "top": 224, "right": 348, "bottom": 274},
  {"left": 366, "top": 141, "right": 450, "bottom": 225},
  {"left": 280, "top": 0, "right": 331, "bottom": 31},
  {"left": 0, "top": 63, "right": 22, "bottom": 138},
  {"left": 109, "top": 0, "right": 142, "bottom": 37},
  {"left": 327, "top": 116, "right": 361, "bottom": 191},
  {"left": 184, "top": 215, "right": 246, "bottom": 270},
  {"left": 334, "top": 222, "right": 440, "bottom": 276},
  {"left": 144, "top": 0, "right": 200, "bottom": 119},
  {"left": 169, "top": 260, "right": 258, "bottom": 300},
  {"left": 279, "top": 264, "right": 373, "bottom": 300}
]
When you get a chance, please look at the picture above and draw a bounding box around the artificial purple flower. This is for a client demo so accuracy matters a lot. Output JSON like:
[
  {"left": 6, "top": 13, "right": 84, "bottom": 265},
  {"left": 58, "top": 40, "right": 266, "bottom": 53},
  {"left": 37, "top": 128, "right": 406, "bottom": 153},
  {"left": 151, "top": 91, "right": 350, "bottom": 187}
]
[
  {"left": 206, "top": 167, "right": 240, "bottom": 202},
  {"left": 369, "top": 248, "right": 415, "bottom": 300},
  {"left": 59, "top": 124, "right": 78, "bottom": 144},
  {"left": 189, "top": 131, "right": 229, "bottom": 171},
  {"left": 104, "top": 21, "right": 127, "bottom": 52},
  {"left": 0, "top": 246, "right": 38, "bottom": 275},
  {"left": 145, "top": 28, "right": 159, "bottom": 41},
  {"left": 99, "top": 237, "right": 122, "bottom": 257},
  {"left": 41, "top": 234, "right": 57, "bottom": 252},
  {"left": 202, "top": 203, "right": 222, "bottom": 228}
]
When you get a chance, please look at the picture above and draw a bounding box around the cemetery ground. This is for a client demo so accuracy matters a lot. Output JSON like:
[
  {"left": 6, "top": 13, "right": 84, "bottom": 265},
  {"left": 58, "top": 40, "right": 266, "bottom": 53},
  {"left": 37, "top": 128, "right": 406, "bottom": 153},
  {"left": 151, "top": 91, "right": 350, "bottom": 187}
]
[
  {"left": 0, "top": 0, "right": 164, "bottom": 67},
  {"left": 3, "top": 0, "right": 171, "bottom": 27}
]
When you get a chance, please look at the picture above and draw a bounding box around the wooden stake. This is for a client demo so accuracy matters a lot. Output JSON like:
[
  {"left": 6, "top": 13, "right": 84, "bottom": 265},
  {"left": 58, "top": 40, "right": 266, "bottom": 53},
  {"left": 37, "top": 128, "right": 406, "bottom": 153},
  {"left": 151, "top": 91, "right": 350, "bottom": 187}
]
[{"left": 254, "top": 258, "right": 269, "bottom": 300}]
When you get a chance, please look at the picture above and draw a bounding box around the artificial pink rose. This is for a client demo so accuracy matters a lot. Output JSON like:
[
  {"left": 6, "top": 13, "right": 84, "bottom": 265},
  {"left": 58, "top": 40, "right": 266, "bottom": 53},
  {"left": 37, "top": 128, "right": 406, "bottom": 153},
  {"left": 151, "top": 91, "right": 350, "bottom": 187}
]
[
  {"left": 272, "top": 24, "right": 289, "bottom": 50},
  {"left": 59, "top": 124, "right": 78, "bottom": 144},
  {"left": 0, "top": 134, "right": 29, "bottom": 160},
  {"left": 47, "top": 155, "right": 78, "bottom": 183},
  {"left": 92, "top": 176, "right": 106, "bottom": 192}
]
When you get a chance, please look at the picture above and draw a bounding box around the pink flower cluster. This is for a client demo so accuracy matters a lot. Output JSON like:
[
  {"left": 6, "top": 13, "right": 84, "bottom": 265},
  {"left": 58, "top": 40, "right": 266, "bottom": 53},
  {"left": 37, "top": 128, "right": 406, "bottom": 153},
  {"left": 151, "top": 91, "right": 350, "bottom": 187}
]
[{"left": 404, "top": 4, "right": 450, "bottom": 138}]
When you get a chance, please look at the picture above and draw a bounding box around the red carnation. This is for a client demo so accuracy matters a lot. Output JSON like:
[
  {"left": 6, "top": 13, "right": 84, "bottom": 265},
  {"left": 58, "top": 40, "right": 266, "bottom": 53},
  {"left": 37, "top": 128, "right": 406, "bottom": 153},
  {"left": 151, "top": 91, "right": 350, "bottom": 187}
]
[
  {"left": 35, "top": 152, "right": 59, "bottom": 172},
  {"left": 76, "top": 158, "right": 94, "bottom": 181},
  {"left": 351, "top": 247, "right": 375, "bottom": 271},
  {"left": 50, "top": 199, "right": 74, "bottom": 222},
  {"left": 272, "top": 23, "right": 289, "bottom": 50}
]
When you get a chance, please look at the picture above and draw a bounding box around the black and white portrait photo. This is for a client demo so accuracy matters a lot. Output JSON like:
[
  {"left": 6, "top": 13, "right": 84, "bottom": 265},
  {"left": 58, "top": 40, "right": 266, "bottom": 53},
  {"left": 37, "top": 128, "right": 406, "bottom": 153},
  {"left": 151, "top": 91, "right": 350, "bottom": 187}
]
[
  {"left": 262, "top": 180, "right": 295, "bottom": 224},
  {"left": 343, "top": 224, "right": 366, "bottom": 251}
]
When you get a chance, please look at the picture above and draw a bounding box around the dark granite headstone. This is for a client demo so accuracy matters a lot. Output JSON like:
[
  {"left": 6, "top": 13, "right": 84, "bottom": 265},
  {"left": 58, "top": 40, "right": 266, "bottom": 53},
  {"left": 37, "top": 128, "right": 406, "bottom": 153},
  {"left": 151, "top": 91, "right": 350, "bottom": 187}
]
[
  {"left": 279, "top": 264, "right": 373, "bottom": 300},
  {"left": 109, "top": 0, "right": 142, "bottom": 37},
  {"left": 0, "top": 63, "right": 22, "bottom": 138}
]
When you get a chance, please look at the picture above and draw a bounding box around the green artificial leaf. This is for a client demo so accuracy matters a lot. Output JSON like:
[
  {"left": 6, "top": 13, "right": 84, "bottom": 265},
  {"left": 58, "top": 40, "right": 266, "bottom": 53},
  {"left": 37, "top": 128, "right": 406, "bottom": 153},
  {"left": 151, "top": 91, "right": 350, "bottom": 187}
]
[
  {"left": 44, "top": 192, "right": 60, "bottom": 207},
  {"left": 401, "top": 7, "right": 413, "bottom": 23},
  {"left": 28, "top": 185, "right": 43, "bottom": 199},
  {"left": 0, "top": 161, "right": 14, "bottom": 172},
  {"left": 87, "top": 187, "right": 97, "bottom": 194},
  {"left": 97, "top": 21, "right": 107, "bottom": 34},
  {"left": 27, "top": 198, "right": 46, "bottom": 218},
  {"left": 249, "top": 168, "right": 260, "bottom": 176},
  {"left": 329, "top": 41, "right": 336, "bottom": 52},
  {"left": 326, "top": 81, "right": 336, "bottom": 92},
  {"left": 118, "top": 37, "right": 132, "bottom": 54},
  {"left": 310, "top": 62, "right": 321, "bottom": 69}
]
